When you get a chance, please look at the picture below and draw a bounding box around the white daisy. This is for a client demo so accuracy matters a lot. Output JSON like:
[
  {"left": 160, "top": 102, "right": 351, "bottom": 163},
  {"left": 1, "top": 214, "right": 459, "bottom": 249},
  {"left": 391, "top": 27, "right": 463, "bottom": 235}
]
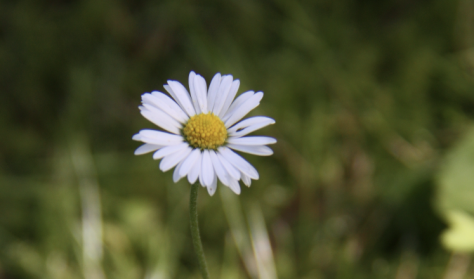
[{"left": 133, "top": 71, "right": 276, "bottom": 196}]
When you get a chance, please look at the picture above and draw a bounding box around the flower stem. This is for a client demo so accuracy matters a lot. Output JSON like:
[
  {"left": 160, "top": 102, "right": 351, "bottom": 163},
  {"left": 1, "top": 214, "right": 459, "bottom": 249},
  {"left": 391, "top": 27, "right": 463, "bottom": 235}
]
[{"left": 190, "top": 183, "right": 210, "bottom": 279}]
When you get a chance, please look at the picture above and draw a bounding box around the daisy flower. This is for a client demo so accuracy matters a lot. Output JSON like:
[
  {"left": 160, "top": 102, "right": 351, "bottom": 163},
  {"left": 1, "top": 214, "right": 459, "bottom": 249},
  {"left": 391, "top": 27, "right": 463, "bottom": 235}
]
[{"left": 133, "top": 71, "right": 276, "bottom": 196}]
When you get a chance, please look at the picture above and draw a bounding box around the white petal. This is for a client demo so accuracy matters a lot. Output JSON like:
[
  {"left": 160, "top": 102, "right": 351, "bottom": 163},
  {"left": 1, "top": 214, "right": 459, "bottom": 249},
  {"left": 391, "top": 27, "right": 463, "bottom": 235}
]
[
  {"left": 138, "top": 130, "right": 183, "bottom": 145},
  {"left": 225, "top": 92, "right": 264, "bottom": 128},
  {"left": 228, "top": 144, "right": 274, "bottom": 156},
  {"left": 159, "top": 146, "right": 192, "bottom": 172},
  {"left": 153, "top": 142, "right": 188, "bottom": 160},
  {"left": 217, "top": 152, "right": 241, "bottom": 180},
  {"left": 134, "top": 143, "right": 163, "bottom": 155},
  {"left": 199, "top": 169, "right": 205, "bottom": 187},
  {"left": 219, "top": 147, "right": 259, "bottom": 180},
  {"left": 151, "top": 91, "right": 189, "bottom": 122},
  {"left": 163, "top": 84, "right": 180, "bottom": 110},
  {"left": 207, "top": 174, "right": 217, "bottom": 196},
  {"left": 228, "top": 178, "right": 241, "bottom": 194},
  {"left": 166, "top": 80, "right": 196, "bottom": 117},
  {"left": 222, "top": 91, "right": 254, "bottom": 122},
  {"left": 240, "top": 172, "right": 252, "bottom": 187},
  {"left": 218, "top": 79, "right": 240, "bottom": 118},
  {"left": 210, "top": 150, "right": 229, "bottom": 186},
  {"left": 188, "top": 71, "right": 201, "bottom": 114},
  {"left": 188, "top": 152, "right": 202, "bottom": 184},
  {"left": 179, "top": 148, "right": 201, "bottom": 177},
  {"left": 227, "top": 136, "right": 277, "bottom": 146},
  {"left": 201, "top": 150, "right": 215, "bottom": 187},
  {"left": 207, "top": 73, "right": 221, "bottom": 112},
  {"left": 132, "top": 133, "right": 142, "bottom": 141},
  {"left": 228, "top": 116, "right": 275, "bottom": 137},
  {"left": 143, "top": 92, "right": 188, "bottom": 123},
  {"left": 140, "top": 105, "right": 182, "bottom": 134},
  {"left": 173, "top": 159, "right": 186, "bottom": 182},
  {"left": 194, "top": 74, "right": 208, "bottom": 113},
  {"left": 212, "top": 75, "right": 233, "bottom": 115}
]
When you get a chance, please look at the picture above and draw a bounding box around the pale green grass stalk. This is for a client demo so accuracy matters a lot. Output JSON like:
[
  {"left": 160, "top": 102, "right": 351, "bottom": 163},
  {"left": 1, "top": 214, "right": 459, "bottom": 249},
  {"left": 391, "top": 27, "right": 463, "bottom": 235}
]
[
  {"left": 442, "top": 253, "right": 470, "bottom": 279},
  {"left": 220, "top": 187, "right": 258, "bottom": 278},
  {"left": 248, "top": 204, "right": 277, "bottom": 279},
  {"left": 70, "top": 138, "right": 105, "bottom": 279}
]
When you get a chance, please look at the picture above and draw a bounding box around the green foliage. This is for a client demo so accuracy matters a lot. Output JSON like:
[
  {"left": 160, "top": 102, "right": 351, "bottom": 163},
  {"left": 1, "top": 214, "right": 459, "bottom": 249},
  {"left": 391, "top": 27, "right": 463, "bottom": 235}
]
[
  {"left": 1, "top": 0, "right": 474, "bottom": 278},
  {"left": 436, "top": 127, "right": 474, "bottom": 252},
  {"left": 441, "top": 210, "right": 474, "bottom": 253}
]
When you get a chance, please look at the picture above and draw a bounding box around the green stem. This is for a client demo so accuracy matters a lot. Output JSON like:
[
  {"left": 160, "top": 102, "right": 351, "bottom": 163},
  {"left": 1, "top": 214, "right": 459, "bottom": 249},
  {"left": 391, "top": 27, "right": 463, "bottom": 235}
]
[{"left": 190, "top": 183, "right": 210, "bottom": 279}]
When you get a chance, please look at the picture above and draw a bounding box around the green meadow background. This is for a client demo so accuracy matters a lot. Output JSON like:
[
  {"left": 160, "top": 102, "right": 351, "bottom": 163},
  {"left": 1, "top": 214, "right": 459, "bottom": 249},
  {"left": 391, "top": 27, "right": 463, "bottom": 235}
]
[{"left": 2, "top": 0, "right": 474, "bottom": 278}]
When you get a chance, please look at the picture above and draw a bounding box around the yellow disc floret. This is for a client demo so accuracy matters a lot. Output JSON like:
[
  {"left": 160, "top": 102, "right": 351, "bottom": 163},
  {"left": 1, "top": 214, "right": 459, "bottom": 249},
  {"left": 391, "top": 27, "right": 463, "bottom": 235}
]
[{"left": 182, "top": 113, "right": 227, "bottom": 149}]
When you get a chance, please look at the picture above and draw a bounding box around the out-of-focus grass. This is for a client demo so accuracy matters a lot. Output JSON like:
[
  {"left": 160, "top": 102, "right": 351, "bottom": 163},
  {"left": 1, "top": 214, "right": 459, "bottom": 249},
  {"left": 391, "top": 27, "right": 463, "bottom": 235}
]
[{"left": 1, "top": 0, "right": 474, "bottom": 278}]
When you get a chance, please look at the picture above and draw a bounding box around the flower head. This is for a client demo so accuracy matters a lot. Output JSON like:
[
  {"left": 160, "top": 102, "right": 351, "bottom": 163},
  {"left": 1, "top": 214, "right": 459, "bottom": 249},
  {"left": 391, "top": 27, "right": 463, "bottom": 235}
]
[{"left": 133, "top": 71, "right": 276, "bottom": 196}]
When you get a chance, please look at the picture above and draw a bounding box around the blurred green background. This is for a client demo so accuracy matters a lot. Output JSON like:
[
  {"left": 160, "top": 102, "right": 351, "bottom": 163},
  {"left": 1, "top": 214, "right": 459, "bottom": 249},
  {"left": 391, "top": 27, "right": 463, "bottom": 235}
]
[{"left": 2, "top": 0, "right": 474, "bottom": 278}]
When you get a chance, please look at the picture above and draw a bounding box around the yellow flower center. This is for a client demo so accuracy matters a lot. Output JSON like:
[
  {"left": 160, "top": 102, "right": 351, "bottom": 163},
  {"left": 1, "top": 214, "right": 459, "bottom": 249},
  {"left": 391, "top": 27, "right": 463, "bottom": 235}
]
[{"left": 182, "top": 113, "right": 227, "bottom": 149}]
